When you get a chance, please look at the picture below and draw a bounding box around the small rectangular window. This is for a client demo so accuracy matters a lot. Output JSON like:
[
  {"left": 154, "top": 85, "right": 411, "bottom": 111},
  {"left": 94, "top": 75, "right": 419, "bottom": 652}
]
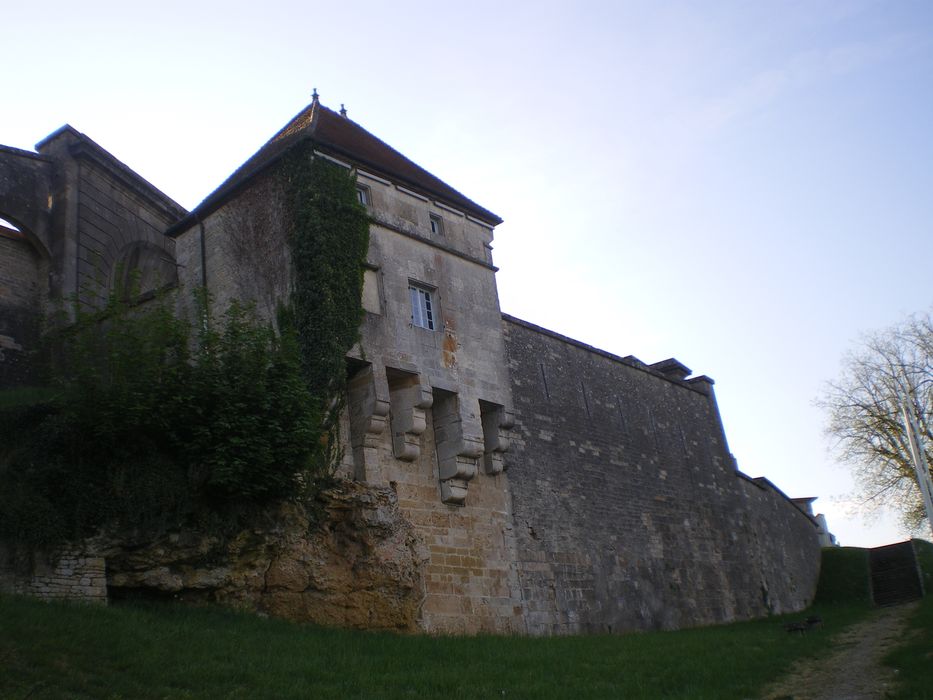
[
  {"left": 356, "top": 185, "right": 371, "bottom": 206},
  {"left": 409, "top": 283, "right": 435, "bottom": 330},
  {"left": 429, "top": 214, "right": 444, "bottom": 235}
]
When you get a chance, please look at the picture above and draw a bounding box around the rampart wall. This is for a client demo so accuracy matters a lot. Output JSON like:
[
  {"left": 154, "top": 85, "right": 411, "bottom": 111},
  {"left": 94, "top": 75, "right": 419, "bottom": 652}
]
[
  {"left": 62, "top": 138, "right": 181, "bottom": 304},
  {"left": 503, "top": 315, "right": 821, "bottom": 633},
  {"left": 173, "top": 162, "right": 526, "bottom": 634},
  {"left": 1, "top": 119, "right": 824, "bottom": 636}
]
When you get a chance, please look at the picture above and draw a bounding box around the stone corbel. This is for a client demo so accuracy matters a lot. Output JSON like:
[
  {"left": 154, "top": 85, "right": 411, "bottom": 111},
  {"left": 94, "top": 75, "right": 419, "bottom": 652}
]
[
  {"left": 347, "top": 364, "right": 390, "bottom": 482},
  {"left": 481, "top": 403, "right": 514, "bottom": 475},
  {"left": 388, "top": 371, "right": 433, "bottom": 461},
  {"left": 434, "top": 391, "right": 484, "bottom": 505}
]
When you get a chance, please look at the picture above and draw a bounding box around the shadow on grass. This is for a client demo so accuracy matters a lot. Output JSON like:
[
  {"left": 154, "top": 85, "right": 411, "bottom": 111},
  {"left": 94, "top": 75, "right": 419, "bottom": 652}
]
[{"left": 0, "top": 595, "right": 873, "bottom": 700}]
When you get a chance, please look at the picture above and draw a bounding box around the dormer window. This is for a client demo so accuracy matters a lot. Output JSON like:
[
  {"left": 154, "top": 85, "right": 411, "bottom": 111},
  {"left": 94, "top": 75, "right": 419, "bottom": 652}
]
[
  {"left": 409, "top": 282, "right": 436, "bottom": 330},
  {"left": 429, "top": 214, "right": 444, "bottom": 235},
  {"left": 356, "top": 185, "right": 371, "bottom": 206}
]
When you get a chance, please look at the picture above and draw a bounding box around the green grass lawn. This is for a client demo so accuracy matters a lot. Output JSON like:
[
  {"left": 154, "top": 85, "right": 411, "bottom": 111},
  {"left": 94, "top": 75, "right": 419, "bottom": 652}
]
[
  {"left": 0, "top": 595, "right": 872, "bottom": 700},
  {"left": 884, "top": 593, "right": 933, "bottom": 700},
  {"left": 883, "top": 539, "right": 933, "bottom": 699}
]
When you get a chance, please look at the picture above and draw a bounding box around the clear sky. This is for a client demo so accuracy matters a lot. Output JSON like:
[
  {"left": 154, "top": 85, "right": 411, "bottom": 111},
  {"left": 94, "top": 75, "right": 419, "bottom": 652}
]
[{"left": 4, "top": 0, "right": 932, "bottom": 546}]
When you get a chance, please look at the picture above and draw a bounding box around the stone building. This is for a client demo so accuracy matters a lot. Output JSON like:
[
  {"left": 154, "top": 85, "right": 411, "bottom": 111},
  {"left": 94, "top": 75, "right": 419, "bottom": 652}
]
[
  {"left": 0, "top": 128, "right": 183, "bottom": 387},
  {"left": 0, "top": 95, "right": 823, "bottom": 634}
]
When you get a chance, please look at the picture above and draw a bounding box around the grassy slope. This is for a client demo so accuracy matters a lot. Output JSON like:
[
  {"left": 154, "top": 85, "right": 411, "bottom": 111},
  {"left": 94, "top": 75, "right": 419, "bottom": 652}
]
[
  {"left": 884, "top": 538, "right": 933, "bottom": 699},
  {"left": 0, "top": 595, "right": 871, "bottom": 700},
  {"left": 913, "top": 538, "right": 933, "bottom": 594},
  {"left": 885, "top": 593, "right": 933, "bottom": 700},
  {"left": 813, "top": 546, "right": 872, "bottom": 606}
]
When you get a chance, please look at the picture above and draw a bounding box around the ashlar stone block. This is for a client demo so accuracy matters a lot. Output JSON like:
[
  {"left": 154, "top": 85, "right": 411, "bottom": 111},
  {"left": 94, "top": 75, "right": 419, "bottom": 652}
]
[
  {"left": 387, "top": 368, "right": 433, "bottom": 462},
  {"left": 433, "top": 389, "right": 483, "bottom": 505},
  {"left": 347, "top": 363, "right": 390, "bottom": 482},
  {"left": 480, "top": 401, "right": 514, "bottom": 475}
]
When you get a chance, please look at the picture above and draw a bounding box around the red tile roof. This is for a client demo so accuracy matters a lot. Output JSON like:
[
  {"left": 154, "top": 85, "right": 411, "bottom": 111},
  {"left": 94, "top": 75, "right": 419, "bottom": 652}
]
[{"left": 168, "top": 99, "right": 501, "bottom": 235}]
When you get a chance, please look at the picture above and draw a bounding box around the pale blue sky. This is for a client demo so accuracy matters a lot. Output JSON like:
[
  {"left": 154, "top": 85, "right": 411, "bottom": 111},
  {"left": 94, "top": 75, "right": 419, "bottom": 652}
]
[{"left": 4, "top": 0, "right": 932, "bottom": 546}]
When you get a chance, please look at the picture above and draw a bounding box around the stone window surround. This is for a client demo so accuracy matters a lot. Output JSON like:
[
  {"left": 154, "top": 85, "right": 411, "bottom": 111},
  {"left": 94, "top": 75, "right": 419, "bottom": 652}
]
[
  {"left": 429, "top": 213, "right": 444, "bottom": 236},
  {"left": 356, "top": 183, "right": 371, "bottom": 207},
  {"left": 408, "top": 280, "right": 436, "bottom": 331}
]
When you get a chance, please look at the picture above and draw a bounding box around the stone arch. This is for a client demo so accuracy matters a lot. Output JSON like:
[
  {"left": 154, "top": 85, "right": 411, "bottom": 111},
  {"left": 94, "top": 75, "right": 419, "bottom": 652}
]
[
  {"left": 0, "top": 211, "right": 51, "bottom": 265},
  {"left": 0, "top": 147, "right": 53, "bottom": 262},
  {"left": 0, "top": 220, "right": 49, "bottom": 387},
  {"left": 109, "top": 240, "right": 178, "bottom": 300}
]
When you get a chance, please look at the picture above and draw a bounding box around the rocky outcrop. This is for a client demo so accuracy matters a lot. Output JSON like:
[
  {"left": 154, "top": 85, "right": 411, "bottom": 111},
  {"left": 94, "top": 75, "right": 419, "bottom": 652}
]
[{"left": 101, "top": 480, "right": 427, "bottom": 630}]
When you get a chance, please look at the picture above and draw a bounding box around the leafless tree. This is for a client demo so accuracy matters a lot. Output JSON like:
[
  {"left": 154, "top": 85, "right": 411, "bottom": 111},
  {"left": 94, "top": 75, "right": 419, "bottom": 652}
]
[{"left": 819, "top": 310, "right": 933, "bottom": 531}]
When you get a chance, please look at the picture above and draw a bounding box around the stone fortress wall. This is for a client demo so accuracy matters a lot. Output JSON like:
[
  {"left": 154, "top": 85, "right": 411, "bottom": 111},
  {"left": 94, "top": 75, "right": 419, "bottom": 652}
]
[
  {"left": 171, "top": 138, "right": 526, "bottom": 634},
  {"left": 504, "top": 316, "right": 820, "bottom": 633},
  {"left": 338, "top": 169, "right": 524, "bottom": 633},
  {"left": 33, "top": 128, "right": 182, "bottom": 307},
  {"left": 0, "top": 129, "right": 184, "bottom": 388},
  {"left": 0, "top": 102, "right": 823, "bottom": 634}
]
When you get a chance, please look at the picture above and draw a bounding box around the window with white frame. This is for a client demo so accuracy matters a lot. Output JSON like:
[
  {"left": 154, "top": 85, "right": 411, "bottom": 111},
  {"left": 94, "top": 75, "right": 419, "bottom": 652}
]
[
  {"left": 409, "top": 283, "right": 436, "bottom": 330},
  {"left": 429, "top": 214, "right": 444, "bottom": 235},
  {"left": 356, "top": 185, "right": 371, "bottom": 206}
]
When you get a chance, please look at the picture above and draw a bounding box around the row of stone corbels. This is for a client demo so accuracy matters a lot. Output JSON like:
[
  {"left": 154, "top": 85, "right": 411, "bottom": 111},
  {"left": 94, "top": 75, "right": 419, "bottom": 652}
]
[{"left": 347, "top": 363, "right": 513, "bottom": 504}]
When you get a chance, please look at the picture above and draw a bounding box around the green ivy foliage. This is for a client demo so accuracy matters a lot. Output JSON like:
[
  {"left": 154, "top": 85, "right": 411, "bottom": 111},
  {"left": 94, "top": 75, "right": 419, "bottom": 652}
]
[
  {"left": 0, "top": 291, "right": 321, "bottom": 548},
  {"left": 185, "top": 301, "right": 319, "bottom": 501},
  {"left": 0, "top": 142, "right": 370, "bottom": 549},
  {"left": 281, "top": 143, "right": 370, "bottom": 413}
]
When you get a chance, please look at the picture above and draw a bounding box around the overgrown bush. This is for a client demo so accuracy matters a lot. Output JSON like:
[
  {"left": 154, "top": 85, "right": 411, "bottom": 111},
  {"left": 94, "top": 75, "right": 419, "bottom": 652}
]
[
  {"left": 0, "top": 148, "right": 370, "bottom": 549},
  {"left": 0, "top": 291, "right": 323, "bottom": 548},
  {"left": 184, "top": 302, "right": 320, "bottom": 501},
  {"left": 281, "top": 144, "right": 370, "bottom": 429}
]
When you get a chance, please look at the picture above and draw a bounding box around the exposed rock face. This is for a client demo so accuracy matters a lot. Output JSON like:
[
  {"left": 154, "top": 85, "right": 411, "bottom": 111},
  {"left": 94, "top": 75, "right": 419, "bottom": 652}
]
[{"left": 104, "top": 480, "right": 427, "bottom": 631}]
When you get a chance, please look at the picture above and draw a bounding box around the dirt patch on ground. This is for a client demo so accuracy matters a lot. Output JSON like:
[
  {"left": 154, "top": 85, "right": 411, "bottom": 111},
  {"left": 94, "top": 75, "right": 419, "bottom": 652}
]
[{"left": 762, "top": 603, "right": 918, "bottom": 700}]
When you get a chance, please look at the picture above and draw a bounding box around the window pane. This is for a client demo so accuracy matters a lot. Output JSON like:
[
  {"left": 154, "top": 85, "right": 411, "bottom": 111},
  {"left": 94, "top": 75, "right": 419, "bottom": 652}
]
[
  {"left": 410, "top": 286, "right": 423, "bottom": 327},
  {"left": 423, "top": 291, "right": 434, "bottom": 329},
  {"left": 409, "top": 284, "right": 436, "bottom": 330}
]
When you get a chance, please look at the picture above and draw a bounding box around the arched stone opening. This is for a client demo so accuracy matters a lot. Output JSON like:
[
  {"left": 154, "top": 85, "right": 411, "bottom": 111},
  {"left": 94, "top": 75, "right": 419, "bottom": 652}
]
[
  {"left": 0, "top": 214, "right": 49, "bottom": 388},
  {"left": 108, "top": 241, "right": 178, "bottom": 302}
]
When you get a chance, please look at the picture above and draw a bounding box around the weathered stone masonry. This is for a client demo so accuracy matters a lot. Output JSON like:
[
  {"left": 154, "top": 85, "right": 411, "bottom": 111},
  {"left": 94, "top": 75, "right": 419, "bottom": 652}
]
[
  {"left": 0, "top": 99, "right": 823, "bottom": 634},
  {"left": 504, "top": 316, "right": 821, "bottom": 633},
  {"left": 0, "top": 128, "right": 183, "bottom": 386},
  {"left": 0, "top": 544, "right": 107, "bottom": 603},
  {"left": 169, "top": 99, "right": 526, "bottom": 633}
]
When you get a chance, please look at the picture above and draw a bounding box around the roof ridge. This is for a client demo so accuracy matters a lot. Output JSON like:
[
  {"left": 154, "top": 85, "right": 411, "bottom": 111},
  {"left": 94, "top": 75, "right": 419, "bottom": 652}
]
[
  {"left": 270, "top": 99, "right": 319, "bottom": 144},
  {"left": 310, "top": 104, "right": 502, "bottom": 223},
  {"left": 167, "top": 97, "right": 501, "bottom": 236}
]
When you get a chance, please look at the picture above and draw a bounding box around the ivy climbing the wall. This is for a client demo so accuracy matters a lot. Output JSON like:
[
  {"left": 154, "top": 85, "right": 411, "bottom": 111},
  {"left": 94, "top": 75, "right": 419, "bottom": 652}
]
[{"left": 279, "top": 142, "right": 370, "bottom": 452}]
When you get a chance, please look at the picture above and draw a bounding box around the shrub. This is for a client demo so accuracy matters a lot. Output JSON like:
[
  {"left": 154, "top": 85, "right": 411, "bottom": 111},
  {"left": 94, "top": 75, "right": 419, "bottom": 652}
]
[
  {"left": 0, "top": 291, "right": 323, "bottom": 547},
  {"left": 0, "top": 148, "right": 370, "bottom": 548}
]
